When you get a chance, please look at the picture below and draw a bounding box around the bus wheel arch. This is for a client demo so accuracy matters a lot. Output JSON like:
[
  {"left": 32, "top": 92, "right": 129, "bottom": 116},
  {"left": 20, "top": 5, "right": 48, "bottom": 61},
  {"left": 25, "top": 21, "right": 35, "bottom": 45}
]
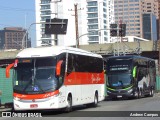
[
  {"left": 86, "top": 91, "right": 98, "bottom": 108},
  {"left": 93, "top": 91, "right": 98, "bottom": 107},
  {"left": 149, "top": 87, "right": 154, "bottom": 97},
  {"left": 65, "top": 93, "right": 72, "bottom": 112},
  {"left": 138, "top": 88, "right": 143, "bottom": 98}
]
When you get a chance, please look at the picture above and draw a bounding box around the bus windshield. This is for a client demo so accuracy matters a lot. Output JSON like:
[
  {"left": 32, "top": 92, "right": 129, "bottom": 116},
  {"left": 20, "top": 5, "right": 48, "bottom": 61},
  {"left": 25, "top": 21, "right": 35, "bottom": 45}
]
[
  {"left": 107, "top": 73, "right": 132, "bottom": 89},
  {"left": 13, "top": 57, "right": 59, "bottom": 94}
]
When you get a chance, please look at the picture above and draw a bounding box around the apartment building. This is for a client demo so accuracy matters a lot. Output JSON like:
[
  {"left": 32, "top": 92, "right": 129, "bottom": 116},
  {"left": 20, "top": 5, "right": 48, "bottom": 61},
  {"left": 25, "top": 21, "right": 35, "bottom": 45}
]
[{"left": 35, "top": 0, "right": 114, "bottom": 47}]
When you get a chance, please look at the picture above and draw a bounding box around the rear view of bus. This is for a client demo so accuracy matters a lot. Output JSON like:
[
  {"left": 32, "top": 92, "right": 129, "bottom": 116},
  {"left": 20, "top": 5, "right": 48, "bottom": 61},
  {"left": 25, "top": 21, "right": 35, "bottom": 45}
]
[{"left": 6, "top": 46, "right": 105, "bottom": 111}]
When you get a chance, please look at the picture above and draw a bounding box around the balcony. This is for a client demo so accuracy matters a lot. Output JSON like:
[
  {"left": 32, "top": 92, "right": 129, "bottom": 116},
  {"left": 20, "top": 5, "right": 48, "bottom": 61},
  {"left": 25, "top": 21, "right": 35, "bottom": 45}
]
[{"left": 40, "top": 0, "right": 50, "bottom": 5}]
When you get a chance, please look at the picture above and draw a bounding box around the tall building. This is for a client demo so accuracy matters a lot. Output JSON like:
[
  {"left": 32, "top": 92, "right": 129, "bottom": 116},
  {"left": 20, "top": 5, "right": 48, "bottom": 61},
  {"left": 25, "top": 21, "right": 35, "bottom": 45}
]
[
  {"left": 158, "top": 0, "right": 160, "bottom": 40},
  {"left": 35, "top": 0, "right": 114, "bottom": 47},
  {"left": 114, "top": 0, "right": 158, "bottom": 40},
  {"left": 143, "top": 13, "right": 157, "bottom": 41},
  {"left": 0, "top": 27, "right": 31, "bottom": 50}
]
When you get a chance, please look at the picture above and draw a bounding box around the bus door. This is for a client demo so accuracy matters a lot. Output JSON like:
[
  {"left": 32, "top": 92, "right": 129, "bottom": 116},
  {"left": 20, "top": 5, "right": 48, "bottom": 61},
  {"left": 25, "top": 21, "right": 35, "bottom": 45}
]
[{"left": 65, "top": 53, "right": 78, "bottom": 105}]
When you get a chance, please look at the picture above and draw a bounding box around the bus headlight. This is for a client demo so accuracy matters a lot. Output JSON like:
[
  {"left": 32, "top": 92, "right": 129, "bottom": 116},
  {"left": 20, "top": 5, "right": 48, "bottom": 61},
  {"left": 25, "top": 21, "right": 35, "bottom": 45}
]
[
  {"left": 107, "top": 90, "right": 111, "bottom": 93},
  {"left": 128, "top": 89, "right": 132, "bottom": 93},
  {"left": 14, "top": 97, "right": 21, "bottom": 101}
]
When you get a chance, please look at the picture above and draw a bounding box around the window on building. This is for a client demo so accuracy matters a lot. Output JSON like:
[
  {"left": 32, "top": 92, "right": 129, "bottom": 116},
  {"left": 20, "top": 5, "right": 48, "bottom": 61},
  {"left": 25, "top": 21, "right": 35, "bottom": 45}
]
[
  {"left": 147, "top": 10, "right": 152, "bottom": 12},
  {"left": 88, "top": 19, "right": 98, "bottom": 24},
  {"left": 88, "top": 7, "right": 98, "bottom": 12},
  {"left": 88, "top": 25, "right": 98, "bottom": 29},
  {"left": 88, "top": 13, "right": 98, "bottom": 18},
  {"left": 41, "top": 0, "right": 50, "bottom": 4},
  {"left": 103, "top": 8, "right": 106, "bottom": 12},
  {"left": 87, "top": 1, "right": 97, "bottom": 6}
]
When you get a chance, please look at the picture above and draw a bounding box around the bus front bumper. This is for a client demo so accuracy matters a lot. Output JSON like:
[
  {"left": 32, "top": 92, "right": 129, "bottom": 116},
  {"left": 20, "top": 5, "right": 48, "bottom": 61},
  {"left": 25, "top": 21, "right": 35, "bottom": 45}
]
[
  {"left": 13, "top": 96, "right": 66, "bottom": 111},
  {"left": 107, "top": 89, "right": 134, "bottom": 99}
]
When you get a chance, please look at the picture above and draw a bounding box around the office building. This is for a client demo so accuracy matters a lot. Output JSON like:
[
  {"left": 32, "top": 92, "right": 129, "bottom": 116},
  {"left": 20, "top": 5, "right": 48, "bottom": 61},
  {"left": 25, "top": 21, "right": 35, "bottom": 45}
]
[
  {"left": 114, "top": 0, "right": 158, "bottom": 40},
  {"left": 0, "top": 27, "right": 31, "bottom": 50},
  {"left": 143, "top": 13, "right": 157, "bottom": 41},
  {"left": 35, "top": 0, "right": 114, "bottom": 47}
]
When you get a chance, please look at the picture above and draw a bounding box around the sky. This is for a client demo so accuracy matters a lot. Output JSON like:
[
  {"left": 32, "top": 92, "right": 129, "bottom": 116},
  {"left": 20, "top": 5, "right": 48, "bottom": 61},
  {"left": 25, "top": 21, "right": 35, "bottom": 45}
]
[{"left": 0, "top": 0, "right": 36, "bottom": 47}]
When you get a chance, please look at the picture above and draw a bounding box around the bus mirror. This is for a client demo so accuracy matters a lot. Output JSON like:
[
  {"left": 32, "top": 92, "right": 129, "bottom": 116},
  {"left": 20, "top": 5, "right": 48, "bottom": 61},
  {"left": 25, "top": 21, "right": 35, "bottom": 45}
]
[
  {"left": 6, "top": 59, "right": 18, "bottom": 78},
  {"left": 6, "top": 63, "right": 14, "bottom": 78},
  {"left": 56, "top": 60, "right": 63, "bottom": 76}
]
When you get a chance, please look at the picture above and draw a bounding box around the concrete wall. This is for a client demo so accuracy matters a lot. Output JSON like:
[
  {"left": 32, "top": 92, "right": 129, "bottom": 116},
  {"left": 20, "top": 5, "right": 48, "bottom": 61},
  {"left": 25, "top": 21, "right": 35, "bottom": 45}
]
[
  {"left": 0, "top": 41, "right": 154, "bottom": 59},
  {"left": 79, "top": 41, "right": 154, "bottom": 55}
]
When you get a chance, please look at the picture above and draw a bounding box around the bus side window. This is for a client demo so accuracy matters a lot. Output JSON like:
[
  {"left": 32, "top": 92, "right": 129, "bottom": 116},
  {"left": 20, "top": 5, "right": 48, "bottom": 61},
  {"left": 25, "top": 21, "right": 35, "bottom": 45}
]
[{"left": 67, "top": 54, "right": 75, "bottom": 74}]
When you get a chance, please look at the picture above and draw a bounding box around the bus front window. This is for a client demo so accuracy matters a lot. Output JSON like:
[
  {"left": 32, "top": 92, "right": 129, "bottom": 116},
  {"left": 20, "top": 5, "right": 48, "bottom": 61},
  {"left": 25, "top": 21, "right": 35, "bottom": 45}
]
[
  {"left": 108, "top": 74, "right": 132, "bottom": 88},
  {"left": 13, "top": 57, "right": 60, "bottom": 94}
]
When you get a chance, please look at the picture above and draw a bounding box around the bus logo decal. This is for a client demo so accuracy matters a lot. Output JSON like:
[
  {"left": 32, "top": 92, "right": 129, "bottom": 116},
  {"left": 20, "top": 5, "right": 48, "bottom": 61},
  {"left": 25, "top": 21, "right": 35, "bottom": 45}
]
[{"left": 91, "top": 74, "right": 101, "bottom": 83}]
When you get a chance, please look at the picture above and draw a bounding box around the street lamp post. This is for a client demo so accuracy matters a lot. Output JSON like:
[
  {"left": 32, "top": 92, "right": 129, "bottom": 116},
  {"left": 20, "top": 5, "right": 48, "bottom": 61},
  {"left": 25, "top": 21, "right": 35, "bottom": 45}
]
[
  {"left": 22, "top": 22, "right": 37, "bottom": 49},
  {"left": 22, "top": 22, "right": 64, "bottom": 49},
  {"left": 76, "top": 28, "right": 111, "bottom": 48}
]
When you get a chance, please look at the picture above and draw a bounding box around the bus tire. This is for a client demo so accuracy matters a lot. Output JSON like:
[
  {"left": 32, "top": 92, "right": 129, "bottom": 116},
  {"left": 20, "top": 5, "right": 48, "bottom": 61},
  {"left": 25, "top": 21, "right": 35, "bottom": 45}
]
[
  {"left": 92, "top": 92, "right": 98, "bottom": 107},
  {"left": 134, "top": 90, "right": 138, "bottom": 99},
  {"left": 138, "top": 89, "right": 142, "bottom": 99},
  {"left": 86, "top": 92, "right": 98, "bottom": 108},
  {"left": 149, "top": 88, "right": 154, "bottom": 97},
  {"left": 65, "top": 95, "right": 72, "bottom": 112}
]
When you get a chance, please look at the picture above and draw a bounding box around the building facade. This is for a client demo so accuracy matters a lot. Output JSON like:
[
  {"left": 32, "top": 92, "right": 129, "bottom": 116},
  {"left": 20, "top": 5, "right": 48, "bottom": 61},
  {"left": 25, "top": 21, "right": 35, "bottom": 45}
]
[
  {"left": 35, "top": 0, "right": 114, "bottom": 47},
  {"left": 0, "top": 27, "right": 31, "bottom": 50},
  {"left": 114, "top": 0, "right": 158, "bottom": 40},
  {"left": 143, "top": 13, "right": 157, "bottom": 41},
  {"left": 158, "top": 0, "right": 160, "bottom": 40}
]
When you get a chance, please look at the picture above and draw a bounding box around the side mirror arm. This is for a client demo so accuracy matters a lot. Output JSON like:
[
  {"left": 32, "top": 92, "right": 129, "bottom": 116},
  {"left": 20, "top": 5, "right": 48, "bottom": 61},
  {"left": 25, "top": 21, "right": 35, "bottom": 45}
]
[{"left": 6, "top": 63, "right": 14, "bottom": 78}]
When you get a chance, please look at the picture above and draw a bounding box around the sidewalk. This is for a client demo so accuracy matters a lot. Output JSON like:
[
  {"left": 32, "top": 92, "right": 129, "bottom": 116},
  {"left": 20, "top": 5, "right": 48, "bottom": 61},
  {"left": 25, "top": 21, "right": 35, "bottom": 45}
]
[{"left": 0, "top": 105, "right": 12, "bottom": 112}]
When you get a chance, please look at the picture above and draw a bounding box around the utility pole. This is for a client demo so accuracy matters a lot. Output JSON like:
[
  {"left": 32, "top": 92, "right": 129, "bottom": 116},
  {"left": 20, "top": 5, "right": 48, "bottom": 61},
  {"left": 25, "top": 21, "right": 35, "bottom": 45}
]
[
  {"left": 69, "top": 4, "right": 83, "bottom": 48},
  {"left": 75, "top": 4, "right": 79, "bottom": 48}
]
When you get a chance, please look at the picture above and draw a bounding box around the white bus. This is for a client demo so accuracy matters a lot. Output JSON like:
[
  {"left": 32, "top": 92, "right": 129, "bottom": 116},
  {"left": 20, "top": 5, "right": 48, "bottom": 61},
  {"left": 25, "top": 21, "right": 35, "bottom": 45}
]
[{"left": 6, "top": 46, "right": 105, "bottom": 111}]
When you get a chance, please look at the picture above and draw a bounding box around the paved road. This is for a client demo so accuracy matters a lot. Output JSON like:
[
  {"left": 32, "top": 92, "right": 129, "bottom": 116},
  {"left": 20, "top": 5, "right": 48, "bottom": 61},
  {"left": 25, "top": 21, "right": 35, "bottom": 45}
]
[
  {"left": 41, "top": 93, "right": 160, "bottom": 120},
  {"left": 0, "top": 93, "right": 160, "bottom": 120}
]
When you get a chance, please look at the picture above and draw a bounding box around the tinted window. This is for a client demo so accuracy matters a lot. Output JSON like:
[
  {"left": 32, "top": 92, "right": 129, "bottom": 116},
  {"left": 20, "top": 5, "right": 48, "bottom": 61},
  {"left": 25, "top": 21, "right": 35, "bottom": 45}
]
[{"left": 67, "top": 53, "right": 103, "bottom": 73}]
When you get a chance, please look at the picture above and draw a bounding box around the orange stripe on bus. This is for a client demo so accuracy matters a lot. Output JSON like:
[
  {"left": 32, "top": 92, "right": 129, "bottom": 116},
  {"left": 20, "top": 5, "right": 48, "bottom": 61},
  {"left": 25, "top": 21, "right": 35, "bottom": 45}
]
[
  {"left": 64, "top": 72, "right": 104, "bottom": 85},
  {"left": 13, "top": 90, "right": 59, "bottom": 100}
]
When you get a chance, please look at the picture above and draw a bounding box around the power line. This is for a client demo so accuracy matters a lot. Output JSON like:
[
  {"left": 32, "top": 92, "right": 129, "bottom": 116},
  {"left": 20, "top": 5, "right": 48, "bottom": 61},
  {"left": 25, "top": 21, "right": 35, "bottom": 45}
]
[{"left": 0, "top": 5, "right": 35, "bottom": 12}]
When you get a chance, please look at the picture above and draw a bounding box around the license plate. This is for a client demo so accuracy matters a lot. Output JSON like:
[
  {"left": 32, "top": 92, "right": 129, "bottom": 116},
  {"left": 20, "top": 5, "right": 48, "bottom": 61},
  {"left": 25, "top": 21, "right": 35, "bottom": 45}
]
[
  {"left": 117, "top": 95, "right": 122, "bottom": 98},
  {"left": 30, "top": 104, "right": 38, "bottom": 108}
]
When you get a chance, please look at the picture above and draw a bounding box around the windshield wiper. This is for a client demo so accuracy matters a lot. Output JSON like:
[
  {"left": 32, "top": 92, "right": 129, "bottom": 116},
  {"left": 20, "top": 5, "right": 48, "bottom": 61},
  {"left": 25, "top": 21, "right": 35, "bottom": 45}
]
[
  {"left": 22, "top": 78, "right": 32, "bottom": 93},
  {"left": 34, "top": 79, "right": 46, "bottom": 94},
  {"left": 22, "top": 78, "right": 46, "bottom": 94}
]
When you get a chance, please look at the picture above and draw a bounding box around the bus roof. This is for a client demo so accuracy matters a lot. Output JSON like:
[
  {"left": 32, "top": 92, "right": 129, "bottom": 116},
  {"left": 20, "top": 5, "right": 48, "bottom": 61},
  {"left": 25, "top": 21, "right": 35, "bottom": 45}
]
[
  {"left": 16, "top": 46, "right": 102, "bottom": 58},
  {"left": 107, "top": 55, "right": 154, "bottom": 61}
]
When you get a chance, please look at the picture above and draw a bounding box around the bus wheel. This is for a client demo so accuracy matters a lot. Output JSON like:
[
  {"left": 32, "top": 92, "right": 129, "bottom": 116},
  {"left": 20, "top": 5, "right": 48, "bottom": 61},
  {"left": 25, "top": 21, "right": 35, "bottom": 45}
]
[
  {"left": 65, "top": 95, "right": 72, "bottom": 112},
  {"left": 134, "top": 90, "right": 138, "bottom": 99},
  {"left": 86, "top": 93, "right": 98, "bottom": 108},
  {"left": 149, "top": 88, "right": 154, "bottom": 97},
  {"left": 92, "top": 93, "right": 98, "bottom": 107},
  {"left": 138, "top": 89, "right": 142, "bottom": 99}
]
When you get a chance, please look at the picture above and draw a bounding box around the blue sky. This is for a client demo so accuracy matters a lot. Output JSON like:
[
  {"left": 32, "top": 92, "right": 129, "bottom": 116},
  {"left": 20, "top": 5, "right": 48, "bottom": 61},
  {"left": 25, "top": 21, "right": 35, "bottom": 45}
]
[{"left": 0, "top": 0, "right": 36, "bottom": 46}]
